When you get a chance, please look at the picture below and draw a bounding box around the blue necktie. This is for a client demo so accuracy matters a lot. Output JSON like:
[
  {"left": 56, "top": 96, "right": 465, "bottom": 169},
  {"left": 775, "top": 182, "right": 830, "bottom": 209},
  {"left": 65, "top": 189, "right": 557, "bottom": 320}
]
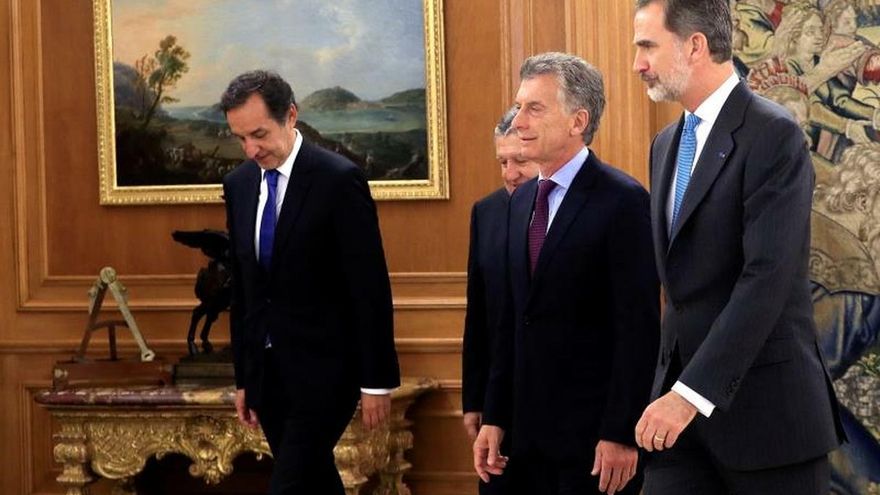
[
  {"left": 672, "top": 113, "right": 701, "bottom": 228},
  {"left": 259, "top": 169, "right": 280, "bottom": 271}
]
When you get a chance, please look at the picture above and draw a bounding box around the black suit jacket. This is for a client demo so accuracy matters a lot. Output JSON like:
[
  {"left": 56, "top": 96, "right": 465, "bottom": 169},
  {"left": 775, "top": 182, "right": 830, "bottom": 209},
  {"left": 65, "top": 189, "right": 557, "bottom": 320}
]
[
  {"left": 484, "top": 151, "right": 659, "bottom": 462},
  {"left": 462, "top": 187, "right": 509, "bottom": 413},
  {"left": 649, "top": 81, "right": 843, "bottom": 470},
  {"left": 223, "top": 140, "right": 400, "bottom": 412}
]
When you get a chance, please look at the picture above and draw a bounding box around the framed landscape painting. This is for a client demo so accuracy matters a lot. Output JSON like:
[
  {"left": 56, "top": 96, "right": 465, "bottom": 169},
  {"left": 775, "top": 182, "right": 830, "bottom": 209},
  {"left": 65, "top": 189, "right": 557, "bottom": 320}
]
[{"left": 93, "top": 0, "right": 448, "bottom": 204}]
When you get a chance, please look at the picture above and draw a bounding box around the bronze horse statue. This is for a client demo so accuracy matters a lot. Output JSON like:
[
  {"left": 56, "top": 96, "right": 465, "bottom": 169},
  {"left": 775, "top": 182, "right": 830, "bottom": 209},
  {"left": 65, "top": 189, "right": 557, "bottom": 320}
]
[{"left": 172, "top": 230, "right": 231, "bottom": 356}]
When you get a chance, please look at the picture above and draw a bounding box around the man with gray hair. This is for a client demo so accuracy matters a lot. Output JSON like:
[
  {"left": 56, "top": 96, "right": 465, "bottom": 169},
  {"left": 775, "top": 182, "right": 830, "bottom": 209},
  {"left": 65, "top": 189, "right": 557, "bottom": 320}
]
[
  {"left": 475, "top": 52, "right": 660, "bottom": 495},
  {"left": 462, "top": 106, "right": 539, "bottom": 494},
  {"left": 632, "top": 0, "right": 843, "bottom": 493}
]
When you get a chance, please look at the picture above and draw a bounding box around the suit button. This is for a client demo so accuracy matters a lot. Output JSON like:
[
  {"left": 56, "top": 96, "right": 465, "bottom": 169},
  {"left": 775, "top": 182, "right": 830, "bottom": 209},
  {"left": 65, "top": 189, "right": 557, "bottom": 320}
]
[
  {"left": 524, "top": 317, "right": 531, "bottom": 326},
  {"left": 266, "top": 298, "right": 272, "bottom": 304}
]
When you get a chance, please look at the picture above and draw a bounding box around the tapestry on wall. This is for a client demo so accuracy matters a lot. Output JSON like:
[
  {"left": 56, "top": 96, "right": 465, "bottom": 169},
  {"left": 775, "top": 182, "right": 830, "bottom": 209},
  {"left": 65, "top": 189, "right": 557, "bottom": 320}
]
[{"left": 733, "top": 0, "right": 880, "bottom": 493}]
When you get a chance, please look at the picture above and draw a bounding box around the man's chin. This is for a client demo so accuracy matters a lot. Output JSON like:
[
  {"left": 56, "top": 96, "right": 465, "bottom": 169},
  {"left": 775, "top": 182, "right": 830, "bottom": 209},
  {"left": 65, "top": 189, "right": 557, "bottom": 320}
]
[
  {"left": 647, "top": 86, "right": 671, "bottom": 103},
  {"left": 254, "top": 158, "right": 277, "bottom": 169}
]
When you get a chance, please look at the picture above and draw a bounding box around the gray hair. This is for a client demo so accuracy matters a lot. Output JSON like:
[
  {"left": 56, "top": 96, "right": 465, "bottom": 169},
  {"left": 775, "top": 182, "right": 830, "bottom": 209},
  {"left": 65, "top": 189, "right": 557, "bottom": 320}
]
[
  {"left": 635, "top": 0, "right": 733, "bottom": 63},
  {"left": 494, "top": 105, "right": 519, "bottom": 137},
  {"left": 519, "top": 52, "right": 605, "bottom": 145}
]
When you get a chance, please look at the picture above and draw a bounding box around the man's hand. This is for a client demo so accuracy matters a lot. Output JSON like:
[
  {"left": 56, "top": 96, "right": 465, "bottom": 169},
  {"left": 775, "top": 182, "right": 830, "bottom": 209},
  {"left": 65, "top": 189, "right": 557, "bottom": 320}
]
[
  {"left": 463, "top": 412, "right": 482, "bottom": 441},
  {"left": 361, "top": 392, "right": 391, "bottom": 430},
  {"left": 473, "top": 425, "right": 508, "bottom": 483},
  {"left": 591, "top": 440, "right": 637, "bottom": 495},
  {"left": 234, "top": 388, "right": 259, "bottom": 428},
  {"left": 635, "top": 390, "right": 698, "bottom": 452}
]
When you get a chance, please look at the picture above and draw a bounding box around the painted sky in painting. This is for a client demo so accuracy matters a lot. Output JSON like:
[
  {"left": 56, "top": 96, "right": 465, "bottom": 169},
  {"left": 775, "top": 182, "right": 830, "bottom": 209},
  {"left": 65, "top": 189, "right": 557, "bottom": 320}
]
[{"left": 111, "top": 0, "right": 426, "bottom": 105}]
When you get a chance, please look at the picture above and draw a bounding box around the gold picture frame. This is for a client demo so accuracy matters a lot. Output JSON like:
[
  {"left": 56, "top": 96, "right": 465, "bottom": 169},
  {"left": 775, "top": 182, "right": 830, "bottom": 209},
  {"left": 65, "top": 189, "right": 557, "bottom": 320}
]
[{"left": 93, "top": 0, "right": 448, "bottom": 205}]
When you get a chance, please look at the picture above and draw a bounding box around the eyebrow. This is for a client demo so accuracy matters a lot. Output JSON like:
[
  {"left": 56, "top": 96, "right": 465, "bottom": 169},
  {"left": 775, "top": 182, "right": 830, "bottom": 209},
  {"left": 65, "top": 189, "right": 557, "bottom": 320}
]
[{"left": 634, "top": 39, "right": 657, "bottom": 48}]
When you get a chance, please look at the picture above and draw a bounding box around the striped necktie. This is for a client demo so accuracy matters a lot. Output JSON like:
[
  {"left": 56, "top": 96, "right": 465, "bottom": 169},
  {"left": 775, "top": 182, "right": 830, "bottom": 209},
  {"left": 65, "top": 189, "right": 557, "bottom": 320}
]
[{"left": 672, "top": 113, "right": 700, "bottom": 228}]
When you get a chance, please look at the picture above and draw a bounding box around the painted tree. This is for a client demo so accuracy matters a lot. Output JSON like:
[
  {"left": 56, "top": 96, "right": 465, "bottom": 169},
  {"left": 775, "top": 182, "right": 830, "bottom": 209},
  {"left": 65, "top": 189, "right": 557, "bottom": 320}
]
[{"left": 134, "top": 35, "right": 190, "bottom": 129}]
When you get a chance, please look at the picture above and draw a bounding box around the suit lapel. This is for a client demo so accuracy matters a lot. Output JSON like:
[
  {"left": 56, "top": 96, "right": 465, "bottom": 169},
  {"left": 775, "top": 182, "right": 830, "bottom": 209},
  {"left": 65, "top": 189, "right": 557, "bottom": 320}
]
[
  {"left": 239, "top": 162, "right": 261, "bottom": 266},
  {"left": 510, "top": 179, "right": 535, "bottom": 301},
  {"left": 271, "top": 141, "right": 316, "bottom": 268},
  {"left": 530, "top": 152, "right": 598, "bottom": 287},
  {"left": 668, "top": 81, "right": 749, "bottom": 246},
  {"left": 651, "top": 125, "right": 679, "bottom": 262}
]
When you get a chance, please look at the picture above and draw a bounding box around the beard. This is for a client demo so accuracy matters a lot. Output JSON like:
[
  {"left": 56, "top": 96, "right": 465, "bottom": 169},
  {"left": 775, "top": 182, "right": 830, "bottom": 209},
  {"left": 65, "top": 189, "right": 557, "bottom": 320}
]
[{"left": 645, "top": 49, "right": 692, "bottom": 102}]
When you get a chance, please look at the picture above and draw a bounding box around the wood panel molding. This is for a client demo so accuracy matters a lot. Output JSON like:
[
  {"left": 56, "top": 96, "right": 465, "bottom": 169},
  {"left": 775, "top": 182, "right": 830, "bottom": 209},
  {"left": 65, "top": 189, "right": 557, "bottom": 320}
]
[
  {"left": 18, "top": 271, "right": 466, "bottom": 312},
  {"left": 0, "top": 337, "right": 465, "bottom": 355},
  {"left": 11, "top": 0, "right": 49, "bottom": 311},
  {"left": 564, "top": 0, "right": 654, "bottom": 188}
]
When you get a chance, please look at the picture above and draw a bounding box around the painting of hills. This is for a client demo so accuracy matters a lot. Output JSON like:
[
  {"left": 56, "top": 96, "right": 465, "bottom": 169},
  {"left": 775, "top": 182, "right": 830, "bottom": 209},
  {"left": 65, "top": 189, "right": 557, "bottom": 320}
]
[{"left": 109, "top": 0, "right": 428, "bottom": 187}]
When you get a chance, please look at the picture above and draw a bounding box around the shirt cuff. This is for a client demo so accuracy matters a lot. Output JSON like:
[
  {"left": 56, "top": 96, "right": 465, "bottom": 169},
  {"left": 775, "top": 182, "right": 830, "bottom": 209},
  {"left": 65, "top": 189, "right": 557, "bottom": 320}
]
[
  {"left": 360, "top": 388, "right": 392, "bottom": 395},
  {"left": 672, "top": 381, "right": 716, "bottom": 417}
]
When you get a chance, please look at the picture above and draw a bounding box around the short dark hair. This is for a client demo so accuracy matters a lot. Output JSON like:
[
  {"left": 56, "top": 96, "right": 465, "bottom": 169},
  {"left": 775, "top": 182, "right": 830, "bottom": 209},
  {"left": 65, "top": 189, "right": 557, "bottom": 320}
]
[
  {"left": 220, "top": 70, "right": 296, "bottom": 124},
  {"left": 519, "top": 52, "right": 605, "bottom": 146},
  {"left": 636, "top": 0, "right": 733, "bottom": 63}
]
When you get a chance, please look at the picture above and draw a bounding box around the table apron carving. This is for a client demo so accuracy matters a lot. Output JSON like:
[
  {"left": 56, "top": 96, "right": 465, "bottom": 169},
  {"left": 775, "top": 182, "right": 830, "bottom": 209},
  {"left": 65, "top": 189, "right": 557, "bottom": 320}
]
[{"left": 38, "top": 380, "right": 434, "bottom": 495}]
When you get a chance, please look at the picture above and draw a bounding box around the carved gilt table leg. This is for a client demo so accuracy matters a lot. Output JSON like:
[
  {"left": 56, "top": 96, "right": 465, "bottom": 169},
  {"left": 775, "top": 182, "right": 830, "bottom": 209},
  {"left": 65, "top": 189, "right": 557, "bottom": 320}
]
[
  {"left": 373, "top": 398, "right": 416, "bottom": 495},
  {"left": 53, "top": 420, "right": 95, "bottom": 495},
  {"left": 336, "top": 425, "right": 371, "bottom": 495}
]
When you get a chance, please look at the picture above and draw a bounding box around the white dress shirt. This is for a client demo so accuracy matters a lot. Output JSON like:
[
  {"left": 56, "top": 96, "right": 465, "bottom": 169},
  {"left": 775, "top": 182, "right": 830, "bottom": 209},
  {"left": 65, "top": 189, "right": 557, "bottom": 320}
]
[
  {"left": 254, "top": 131, "right": 389, "bottom": 396},
  {"left": 665, "top": 72, "right": 740, "bottom": 234},
  {"left": 254, "top": 131, "right": 302, "bottom": 255},
  {"left": 538, "top": 147, "right": 590, "bottom": 230},
  {"left": 667, "top": 71, "right": 740, "bottom": 418}
]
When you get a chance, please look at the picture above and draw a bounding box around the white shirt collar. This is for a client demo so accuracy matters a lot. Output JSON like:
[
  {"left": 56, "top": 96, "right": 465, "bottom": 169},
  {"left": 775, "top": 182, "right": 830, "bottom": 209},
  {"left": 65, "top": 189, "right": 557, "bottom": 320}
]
[
  {"left": 688, "top": 72, "right": 740, "bottom": 128},
  {"left": 539, "top": 147, "right": 590, "bottom": 190},
  {"left": 260, "top": 129, "right": 302, "bottom": 180}
]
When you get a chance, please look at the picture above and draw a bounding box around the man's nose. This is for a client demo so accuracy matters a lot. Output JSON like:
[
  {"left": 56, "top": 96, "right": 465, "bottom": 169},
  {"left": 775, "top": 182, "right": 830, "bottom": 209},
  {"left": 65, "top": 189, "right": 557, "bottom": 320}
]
[
  {"left": 512, "top": 108, "right": 526, "bottom": 129},
  {"left": 632, "top": 52, "right": 647, "bottom": 73},
  {"left": 243, "top": 139, "right": 258, "bottom": 158}
]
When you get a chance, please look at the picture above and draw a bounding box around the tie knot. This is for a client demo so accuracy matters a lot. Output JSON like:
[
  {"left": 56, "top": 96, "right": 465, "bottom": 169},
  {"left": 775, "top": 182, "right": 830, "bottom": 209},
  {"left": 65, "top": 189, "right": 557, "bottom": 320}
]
[
  {"left": 265, "top": 169, "right": 280, "bottom": 187},
  {"left": 537, "top": 179, "right": 557, "bottom": 199},
  {"left": 684, "top": 113, "right": 700, "bottom": 132}
]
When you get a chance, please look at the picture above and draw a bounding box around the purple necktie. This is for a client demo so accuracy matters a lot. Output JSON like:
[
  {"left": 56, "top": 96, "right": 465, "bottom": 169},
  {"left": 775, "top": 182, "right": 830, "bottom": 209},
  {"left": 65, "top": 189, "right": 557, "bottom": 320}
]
[{"left": 528, "top": 179, "right": 557, "bottom": 275}]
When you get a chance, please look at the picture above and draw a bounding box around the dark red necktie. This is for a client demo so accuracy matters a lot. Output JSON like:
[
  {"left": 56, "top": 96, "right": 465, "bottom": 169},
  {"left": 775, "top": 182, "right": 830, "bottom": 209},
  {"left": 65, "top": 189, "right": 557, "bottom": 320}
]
[{"left": 528, "top": 179, "right": 557, "bottom": 275}]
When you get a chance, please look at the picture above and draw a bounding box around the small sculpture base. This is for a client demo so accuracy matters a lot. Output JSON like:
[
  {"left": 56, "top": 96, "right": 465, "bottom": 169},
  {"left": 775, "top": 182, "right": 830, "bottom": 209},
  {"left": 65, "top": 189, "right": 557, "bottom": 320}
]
[
  {"left": 53, "top": 358, "right": 172, "bottom": 390},
  {"left": 174, "top": 362, "right": 235, "bottom": 386},
  {"left": 174, "top": 347, "right": 235, "bottom": 386}
]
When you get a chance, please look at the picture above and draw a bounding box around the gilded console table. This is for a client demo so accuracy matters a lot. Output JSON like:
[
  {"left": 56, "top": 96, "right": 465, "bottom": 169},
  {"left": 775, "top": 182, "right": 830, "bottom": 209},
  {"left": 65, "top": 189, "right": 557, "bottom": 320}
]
[{"left": 35, "top": 377, "right": 436, "bottom": 495}]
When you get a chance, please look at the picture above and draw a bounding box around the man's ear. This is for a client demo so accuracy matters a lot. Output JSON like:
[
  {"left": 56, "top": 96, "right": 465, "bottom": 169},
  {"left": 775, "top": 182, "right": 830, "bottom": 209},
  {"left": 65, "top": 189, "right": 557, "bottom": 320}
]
[
  {"left": 688, "top": 32, "right": 709, "bottom": 61},
  {"left": 571, "top": 108, "right": 590, "bottom": 137}
]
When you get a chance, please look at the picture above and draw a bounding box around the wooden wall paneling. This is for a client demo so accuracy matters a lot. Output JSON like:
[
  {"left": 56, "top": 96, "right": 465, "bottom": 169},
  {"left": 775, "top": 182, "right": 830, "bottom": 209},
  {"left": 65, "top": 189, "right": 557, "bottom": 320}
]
[
  {"left": 500, "top": 0, "right": 568, "bottom": 110},
  {"left": 564, "top": 0, "right": 654, "bottom": 188}
]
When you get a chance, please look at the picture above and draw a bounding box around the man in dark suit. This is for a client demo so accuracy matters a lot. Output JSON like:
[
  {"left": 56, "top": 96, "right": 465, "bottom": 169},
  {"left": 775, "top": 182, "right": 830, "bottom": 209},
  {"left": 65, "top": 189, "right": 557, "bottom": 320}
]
[
  {"left": 462, "top": 106, "right": 539, "bottom": 494},
  {"left": 220, "top": 70, "right": 400, "bottom": 495},
  {"left": 632, "top": 1, "right": 844, "bottom": 493},
  {"left": 474, "top": 52, "right": 660, "bottom": 495}
]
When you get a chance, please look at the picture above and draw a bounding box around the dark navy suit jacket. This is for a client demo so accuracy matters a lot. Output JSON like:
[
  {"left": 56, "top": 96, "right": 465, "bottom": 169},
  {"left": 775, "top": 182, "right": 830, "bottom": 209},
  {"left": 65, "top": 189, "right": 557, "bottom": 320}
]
[
  {"left": 463, "top": 187, "right": 510, "bottom": 413},
  {"left": 484, "top": 151, "right": 660, "bottom": 462},
  {"left": 223, "top": 140, "right": 400, "bottom": 413},
  {"left": 649, "top": 81, "right": 844, "bottom": 470}
]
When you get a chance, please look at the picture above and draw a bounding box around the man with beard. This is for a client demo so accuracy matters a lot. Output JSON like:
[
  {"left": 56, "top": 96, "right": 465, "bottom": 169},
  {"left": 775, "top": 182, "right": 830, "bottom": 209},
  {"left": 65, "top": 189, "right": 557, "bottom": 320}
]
[
  {"left": 462, "top": 106, "right": 539, "bottom": 494},
  {"left": 632, "top": 1, "right": 844, "bottom": 493}
]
